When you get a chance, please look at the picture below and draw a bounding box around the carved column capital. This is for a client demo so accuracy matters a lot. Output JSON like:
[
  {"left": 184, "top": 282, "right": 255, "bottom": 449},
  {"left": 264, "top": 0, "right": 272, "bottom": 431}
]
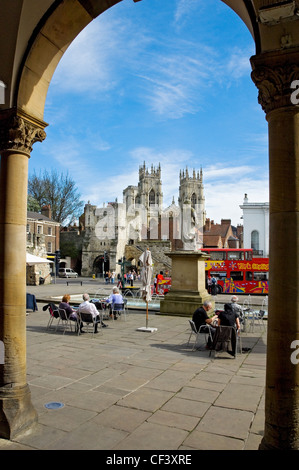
[
  {"left": 251, "top": 49, "right": 299, "bottom": 114},
  {"left": 0, "top": 109, "right": 47, "bottom": 155}
]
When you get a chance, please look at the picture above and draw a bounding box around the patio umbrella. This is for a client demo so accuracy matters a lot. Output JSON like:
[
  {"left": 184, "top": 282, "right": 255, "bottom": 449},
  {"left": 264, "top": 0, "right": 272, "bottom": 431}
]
[
  {"left": 26, "top": 253, "right": 54, "bottom": 265},
  {"left": 137, "top": 248, "right": 157, "bottom": 332}
]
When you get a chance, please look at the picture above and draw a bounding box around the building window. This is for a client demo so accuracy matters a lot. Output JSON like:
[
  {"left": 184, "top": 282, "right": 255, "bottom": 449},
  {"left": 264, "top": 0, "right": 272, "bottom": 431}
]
[
  {"left": 26, "top": 224, "right": 30, "bottom": 233},
  {"left": 48, "top": 226, "right": 52, "bottom": 235},
  {"left": 37, "top": 225, "right": 43, "bottom": 234},
  {"left": 251, "top": 230, "right": 259, "bottom": 251},
  {"left": 149, "top": 189, "right": 155, "bottom": 206},
  {"left": 47, "top": 242, "right": 52, "bottom": 252},
  {"left": 191, "top": 193, "right": 197, "bottom": 208}
]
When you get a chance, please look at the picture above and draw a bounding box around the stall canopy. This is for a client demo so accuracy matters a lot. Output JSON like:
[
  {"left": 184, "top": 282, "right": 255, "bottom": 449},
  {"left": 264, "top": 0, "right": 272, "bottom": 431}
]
[{"left": 26, "top": 253, "right": 54, "bottom": 265}]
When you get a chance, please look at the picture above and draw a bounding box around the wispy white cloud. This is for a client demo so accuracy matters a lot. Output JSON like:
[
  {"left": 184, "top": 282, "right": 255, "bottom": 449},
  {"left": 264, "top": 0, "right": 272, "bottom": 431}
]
[{"left": 174, "top": 0, "right": 204, "bottom": 25}]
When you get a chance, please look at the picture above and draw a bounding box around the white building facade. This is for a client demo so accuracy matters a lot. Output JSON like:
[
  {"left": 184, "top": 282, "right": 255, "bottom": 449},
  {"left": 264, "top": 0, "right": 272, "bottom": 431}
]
[{"left": 240, "top": 193, "right": 269, "bottom": 258}]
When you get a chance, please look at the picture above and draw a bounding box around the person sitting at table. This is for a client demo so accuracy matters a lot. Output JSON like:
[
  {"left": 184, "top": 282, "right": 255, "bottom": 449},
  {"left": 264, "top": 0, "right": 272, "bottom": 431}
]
[
  {"left": 78, "top": 293, "right": 106, "bottom": 332},
  {"left": 59, "top": 294, "right": 81, "bottom": 330},
  {"left": 59, "top": 294, "right": 76, "bottom": 319},
  {"left": 230, "top": 295, "right": 244, "bottom": 324},
  {"left": 217, "top": 303, "right": 240, "bottom": 330},
  {"left": 105, "top": 287, "right": 124, "bottom": 319},
  {"left": 192, "top": 300, "right": 217, "bottom": 349}
]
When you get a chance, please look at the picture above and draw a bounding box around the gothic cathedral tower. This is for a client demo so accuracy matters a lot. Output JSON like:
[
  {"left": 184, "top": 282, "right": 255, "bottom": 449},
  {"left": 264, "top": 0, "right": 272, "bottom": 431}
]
[
  {"left": 178, "top": 167, "right": 206, "bottom": 245},
  {"left": 137, "top": 162, "right": 163, "bottom": 213}
]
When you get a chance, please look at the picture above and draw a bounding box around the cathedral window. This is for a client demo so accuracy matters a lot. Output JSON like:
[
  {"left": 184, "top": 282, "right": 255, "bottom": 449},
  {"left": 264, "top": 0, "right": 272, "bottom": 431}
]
[{"left": 149, "top": 189, "right": 155, "bottom": 206}]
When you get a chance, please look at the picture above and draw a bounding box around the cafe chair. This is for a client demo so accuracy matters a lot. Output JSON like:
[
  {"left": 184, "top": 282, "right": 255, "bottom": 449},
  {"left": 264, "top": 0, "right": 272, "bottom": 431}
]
[
  {"left": 77, "top": 311, "right": 103, "bottom": 336},
  {"left": 249, "top": 309, "right": 266, "bottom": 333},
  {"left": 209, "top": 325, "right": 242, "bottom": 358},
  {"left": 45, "top": 304, "right": 59, "bottom": 330},
  {"left": 111, "top": 303, "right": 126, "bottom": 321},
  {"left": 56, "top": 308, "right": 74, "bottom": 335},
  {"left": 187, "top": 320, "right": 212, "bottom": 351}
]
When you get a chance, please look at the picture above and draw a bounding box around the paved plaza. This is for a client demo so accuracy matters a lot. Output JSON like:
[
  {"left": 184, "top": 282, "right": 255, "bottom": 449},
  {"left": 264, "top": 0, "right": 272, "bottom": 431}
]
[{"left": 0, "top": 281, "right": 267, "bottom": 451}]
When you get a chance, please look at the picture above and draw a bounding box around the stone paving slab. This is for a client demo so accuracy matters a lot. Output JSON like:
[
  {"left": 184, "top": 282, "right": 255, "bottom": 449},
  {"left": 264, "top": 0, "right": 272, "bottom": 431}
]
[{"left": 0, "top": 298, "right": 267, "bottom": 451}]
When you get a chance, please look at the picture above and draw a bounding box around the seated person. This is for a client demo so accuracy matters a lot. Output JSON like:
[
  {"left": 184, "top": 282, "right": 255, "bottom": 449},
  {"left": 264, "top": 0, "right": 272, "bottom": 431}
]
[
  {"left": 59, "top": 294, "right": 76, "bottom": 320},
  {"left": 192, "top": 300, "right": 218, "bottom": 348},
  {"left": 78, "top": 293, "right": 106, "bottom": 331},
  {"left": 217, "top": 303, "right": 240, "bottom": 330},
  {"left": 192, "top": 300, "right": 217, "bottom": 332},
  {"left": 230, "top": 295, "right": 244, "bottom": 322},
  {"left": 105, "top": 287, "right": 124, "bottom": 319}
]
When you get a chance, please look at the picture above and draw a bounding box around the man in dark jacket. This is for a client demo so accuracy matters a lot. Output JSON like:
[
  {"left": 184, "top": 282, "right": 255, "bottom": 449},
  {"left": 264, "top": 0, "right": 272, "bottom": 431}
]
[{"left": 192, "top": 300, "right": 217, "bottom": 332}]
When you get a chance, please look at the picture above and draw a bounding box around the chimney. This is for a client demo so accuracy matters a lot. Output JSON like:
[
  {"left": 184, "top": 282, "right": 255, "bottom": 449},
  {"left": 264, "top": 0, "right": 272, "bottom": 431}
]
[
  {"left": 221, "top": 219, "right": 231, "bottom": 225},
  {"left": 41, "top": 204, "right": 52, "bottom": 219},
  {"left": 205, "top": 218, "right": 211, "bottom": 231}
]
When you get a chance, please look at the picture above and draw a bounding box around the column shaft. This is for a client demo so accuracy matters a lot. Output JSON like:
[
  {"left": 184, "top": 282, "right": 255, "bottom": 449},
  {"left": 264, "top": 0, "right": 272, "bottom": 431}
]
[
  {"left": 251, "top": 49, "right": 299, "bottom": 449},
  {"left": 261, "top": 108, "right": 299, "bottom": 449},
  {"left": 0, "top": 111, "right": 46, "bottom": 438}
]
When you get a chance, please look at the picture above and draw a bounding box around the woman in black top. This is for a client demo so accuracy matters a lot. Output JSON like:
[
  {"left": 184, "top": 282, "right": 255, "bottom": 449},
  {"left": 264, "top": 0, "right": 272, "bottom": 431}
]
[{"left": 218, "top": 303, "right": 240, "bottom": 330}]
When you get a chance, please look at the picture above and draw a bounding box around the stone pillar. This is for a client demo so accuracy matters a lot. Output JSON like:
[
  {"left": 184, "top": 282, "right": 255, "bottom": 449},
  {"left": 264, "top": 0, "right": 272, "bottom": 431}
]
[
  {"left": 0, "top": 109, "right": 46, "bottom": 439},
  {"left": 251, "top": 49, "right": 299, "bottom": 450},
  {"left": 159, "top": 250, "right": 212, "bottom": 316}
]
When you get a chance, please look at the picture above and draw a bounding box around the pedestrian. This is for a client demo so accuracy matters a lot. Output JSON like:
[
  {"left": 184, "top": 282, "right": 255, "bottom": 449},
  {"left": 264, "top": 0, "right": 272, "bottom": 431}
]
[{"left": 211, "top": 275, "right": 217, "bottom": 295}]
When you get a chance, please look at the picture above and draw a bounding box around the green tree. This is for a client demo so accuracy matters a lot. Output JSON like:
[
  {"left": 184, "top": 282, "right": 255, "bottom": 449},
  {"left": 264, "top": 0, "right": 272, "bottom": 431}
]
[
  {"left": 27, "top": 194, "right": 41, "bottom": 212},
  {"left": 28, "top": 169, "right": 83, "bottom": 224}
]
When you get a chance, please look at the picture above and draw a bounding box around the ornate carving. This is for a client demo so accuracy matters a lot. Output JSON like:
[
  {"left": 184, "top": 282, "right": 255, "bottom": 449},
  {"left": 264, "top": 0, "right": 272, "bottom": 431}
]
[
  {"left": 0, "top": 113, "right": 46, "bottom": 154},
  {"left": 251, "top": 62, "right": 299, "bottom": 113}
]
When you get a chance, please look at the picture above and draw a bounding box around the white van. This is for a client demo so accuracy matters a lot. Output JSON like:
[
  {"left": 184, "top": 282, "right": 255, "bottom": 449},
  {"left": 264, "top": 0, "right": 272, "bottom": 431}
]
[{"left": 58, "top": 268, "right": 78, "bottom": 278}]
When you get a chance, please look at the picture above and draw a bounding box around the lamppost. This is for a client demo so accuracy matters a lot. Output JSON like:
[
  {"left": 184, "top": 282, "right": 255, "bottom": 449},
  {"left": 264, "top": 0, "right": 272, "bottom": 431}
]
[{"left": 118, "top": 256, "right": 130, "bottom": 288}]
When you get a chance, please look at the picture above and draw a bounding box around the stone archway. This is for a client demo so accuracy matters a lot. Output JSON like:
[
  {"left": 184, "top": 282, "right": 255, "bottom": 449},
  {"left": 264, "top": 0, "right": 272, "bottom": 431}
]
[{"left": 1, "top": 0, "right": 299, "bottom": 449}]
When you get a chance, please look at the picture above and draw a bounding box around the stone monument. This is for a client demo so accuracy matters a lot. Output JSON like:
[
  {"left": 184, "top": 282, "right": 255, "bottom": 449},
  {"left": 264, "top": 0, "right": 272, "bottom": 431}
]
[{"left": 160, "top": 200, "right": 213, "bottom": 317}]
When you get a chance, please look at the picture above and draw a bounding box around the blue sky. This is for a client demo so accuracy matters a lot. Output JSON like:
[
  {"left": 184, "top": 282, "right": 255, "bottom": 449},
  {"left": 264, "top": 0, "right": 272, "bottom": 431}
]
[{"left": 30, "top": 0, "right": 269, "bottom": 226}]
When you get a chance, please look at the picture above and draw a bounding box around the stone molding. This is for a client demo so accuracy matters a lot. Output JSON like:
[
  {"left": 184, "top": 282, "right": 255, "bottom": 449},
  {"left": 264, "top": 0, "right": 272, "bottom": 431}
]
[
  {"left": 0, "top": 109, "right": 47, "bottom": 155},
  {"left": 251, "top": 49, "right": 299, "bottom": 114}
]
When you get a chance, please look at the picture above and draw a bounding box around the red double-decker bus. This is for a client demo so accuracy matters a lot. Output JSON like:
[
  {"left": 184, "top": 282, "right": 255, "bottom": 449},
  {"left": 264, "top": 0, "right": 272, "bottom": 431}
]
[{"left": 202, "top": 248, "right": 269, "bottom": 295}]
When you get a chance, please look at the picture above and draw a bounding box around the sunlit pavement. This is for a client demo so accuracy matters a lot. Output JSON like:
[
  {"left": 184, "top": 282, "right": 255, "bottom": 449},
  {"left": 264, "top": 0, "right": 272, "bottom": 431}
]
[{"left": 0, "top": 280, "right": 267, "bottom": 451}]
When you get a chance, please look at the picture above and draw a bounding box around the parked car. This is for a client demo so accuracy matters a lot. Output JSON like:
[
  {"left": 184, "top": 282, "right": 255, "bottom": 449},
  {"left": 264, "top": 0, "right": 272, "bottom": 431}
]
[{"left": 58, "top": 268, "right": 78, "bottom": 278}]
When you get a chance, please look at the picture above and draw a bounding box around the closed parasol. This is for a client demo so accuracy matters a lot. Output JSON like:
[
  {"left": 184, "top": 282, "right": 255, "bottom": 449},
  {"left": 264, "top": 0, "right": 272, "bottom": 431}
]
[{"left": 137, "top": 248, "right": 157, "bottom": 332}]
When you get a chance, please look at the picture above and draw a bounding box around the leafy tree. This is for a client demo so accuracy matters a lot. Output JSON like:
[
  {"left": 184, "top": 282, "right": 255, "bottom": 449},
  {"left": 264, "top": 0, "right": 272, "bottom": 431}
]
[
  {"left": 27, "top": 194, "right": 41, "bottom": 212},
  {"left": 28, "top": 169, "right": 83, "bottom": 224}
]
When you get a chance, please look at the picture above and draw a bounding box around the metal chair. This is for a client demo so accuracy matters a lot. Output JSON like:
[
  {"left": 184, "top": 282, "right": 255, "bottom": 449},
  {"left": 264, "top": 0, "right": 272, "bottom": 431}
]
[
  {"left": 249, "top": 309, "right": 266, "bottom": 332},
  {"left": 187, "top": 320, "right": 212, "bottom": 351},
  {"left": 111, "top": 303, "right": 126, "bottom": 321},
  {"left": 209, "top": 325, "right": 242, "bottom": 358},
  {"left": 77, "top": 311, "right": 103, "bottom": 336},
  {"left": 46, "top": 304, "right": 59, "bottom": 330},
  {"left": 55, "top": 308, "right": 75, "bottom": 334}
]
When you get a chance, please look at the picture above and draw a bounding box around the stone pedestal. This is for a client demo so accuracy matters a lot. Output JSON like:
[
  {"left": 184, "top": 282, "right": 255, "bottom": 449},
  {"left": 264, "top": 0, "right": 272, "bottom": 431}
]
[{"left": 159, "top": 250, "right": 213, "bottom": 317}]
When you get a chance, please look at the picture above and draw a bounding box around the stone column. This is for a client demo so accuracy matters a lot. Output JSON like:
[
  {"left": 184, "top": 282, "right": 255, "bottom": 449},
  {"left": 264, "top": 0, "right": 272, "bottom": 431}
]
[
  {"left": 251, "top": 48, "right": 299, "bottom": 450},
  {"left": 0, "top": 109, "right": 46, "bottom": 439}
]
